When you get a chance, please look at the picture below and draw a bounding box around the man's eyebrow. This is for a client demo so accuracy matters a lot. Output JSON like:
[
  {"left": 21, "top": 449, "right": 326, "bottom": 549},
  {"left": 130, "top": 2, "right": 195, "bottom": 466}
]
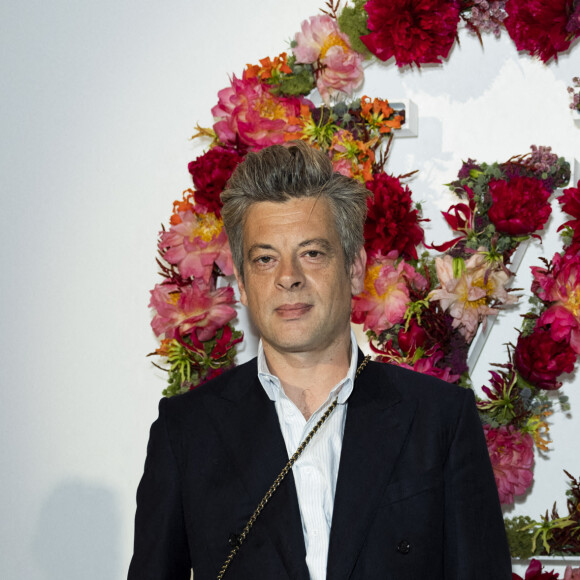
[
  {"left": 299, "top": 238, "right": 334, "bottom": 252},
  {"left": 247, "top": 243, "right": 276, "bottom": 257}
]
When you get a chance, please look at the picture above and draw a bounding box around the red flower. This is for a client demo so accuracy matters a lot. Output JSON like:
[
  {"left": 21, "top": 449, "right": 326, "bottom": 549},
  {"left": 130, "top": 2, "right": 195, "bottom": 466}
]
[
  {"left": 558, "top": 179, "right": 580, "bottom": 255},
  {"left": 514, "top": 327, "right": 577, "bottom": 390},
  {"left": 504, "top": 0, "right": 579, "bottom": 63},
  {"left": 361, "top": 0, "right": 460, "bottom": 67},
  {"left": 364, "top": 173, "right": 425, "bottom": 260},
  {"left": 512, "top": 559, "right": 560, "bottom": 580},
  {"left": 487, "top": 177, "right": 551, "bottom": 236},
  {"left": 187, "top": 147, "right": 244, "bottom": 217}
]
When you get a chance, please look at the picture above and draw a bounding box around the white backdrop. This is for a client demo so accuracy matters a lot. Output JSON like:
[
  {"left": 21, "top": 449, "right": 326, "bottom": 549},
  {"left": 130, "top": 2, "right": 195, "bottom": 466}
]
[{"left": 1, "top": 0, "right": 579, "bottom": 577}]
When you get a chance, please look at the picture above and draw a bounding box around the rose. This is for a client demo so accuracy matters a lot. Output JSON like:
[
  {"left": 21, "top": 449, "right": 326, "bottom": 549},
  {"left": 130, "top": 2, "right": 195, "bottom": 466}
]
[
  {"left": 361, "top": 0, "right": 460, "bottom": 67},
  {"left": 514, "top": 327, "right": 577, "bottom": 390},
  {"left": 487, "top": 177, "right": 551, "bottom": 235}
]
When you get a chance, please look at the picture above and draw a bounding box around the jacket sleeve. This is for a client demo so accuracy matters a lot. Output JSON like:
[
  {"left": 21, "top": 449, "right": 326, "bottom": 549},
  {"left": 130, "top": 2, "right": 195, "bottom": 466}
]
[
  {"left": 128, "top": 397, "right": 192, "bottom": 579},
  {"left": 443, "top": 388, "right": 512, "bottom": 579}
]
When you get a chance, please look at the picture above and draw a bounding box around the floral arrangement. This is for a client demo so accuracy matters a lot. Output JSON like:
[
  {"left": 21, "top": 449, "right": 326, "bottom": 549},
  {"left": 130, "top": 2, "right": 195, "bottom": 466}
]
[
  {"left": 569, "top": 77, "right": 580, "bottom": 112},
  {"left": 147, "top": 0, "right": 580, "bottom": 568}
]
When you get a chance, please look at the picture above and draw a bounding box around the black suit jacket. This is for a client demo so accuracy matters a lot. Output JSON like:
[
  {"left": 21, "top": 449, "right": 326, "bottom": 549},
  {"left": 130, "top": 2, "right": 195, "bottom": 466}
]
[{"left": 128, "top": 354, "right": 512, "bottom": 579}]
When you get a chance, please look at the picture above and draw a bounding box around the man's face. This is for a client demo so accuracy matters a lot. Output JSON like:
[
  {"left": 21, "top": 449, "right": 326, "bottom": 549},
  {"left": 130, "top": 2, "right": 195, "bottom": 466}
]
[{"left": 234, "top": 197, "right": 366, "bottom": 358}]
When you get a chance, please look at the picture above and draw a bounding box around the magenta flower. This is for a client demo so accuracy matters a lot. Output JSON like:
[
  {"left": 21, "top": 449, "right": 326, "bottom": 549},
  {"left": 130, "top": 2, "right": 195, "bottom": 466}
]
[
  {"left": 558, "top": 179, "right": 580, "bottom": 255},
  {"left": 294, "top": 15, "right": 364, "bottom": 103},
  {"left": 211, "top": 75, "right": 307, "bottom": 150},
  {"left": 159, "top": 209, "right": 233, "bottom": 283},
  {"left": 487, "top": 177, "right": 552, "bottom": 236},
  {"left": 484, "top": 424, "right": 534, "bottom": 505},
  {"left": 352, "top": 252, "right": 427, "bottom": 334},
  {"left": 532, "top": 252, "right": 580, "bottom": 353},
  {"left": 149, "top": 281, "right": 237, "bottom": 341}
]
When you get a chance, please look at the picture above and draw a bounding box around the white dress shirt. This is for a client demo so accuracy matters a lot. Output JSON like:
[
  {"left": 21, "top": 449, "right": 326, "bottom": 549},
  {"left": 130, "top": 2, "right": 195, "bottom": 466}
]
[{"left": 257, "top": 330, "right": 359, "bottom": 580}]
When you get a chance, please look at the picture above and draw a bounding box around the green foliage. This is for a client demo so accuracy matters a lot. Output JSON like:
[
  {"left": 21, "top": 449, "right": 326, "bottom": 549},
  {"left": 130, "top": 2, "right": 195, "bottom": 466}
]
[
  {"left": 505, "top": 515, "right": 540, "bottom": 558},
  {"left": 275, "top": 56, "right": 315, "bottom": 96},
  {"left": 338, "top": 0, "right": 371, "bottom": 56}
]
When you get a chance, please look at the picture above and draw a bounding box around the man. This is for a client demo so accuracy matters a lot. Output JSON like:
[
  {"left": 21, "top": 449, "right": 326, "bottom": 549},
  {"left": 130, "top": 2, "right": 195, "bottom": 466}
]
[{"left": 129, "top": 142, "right": 512, "bottom": 579}]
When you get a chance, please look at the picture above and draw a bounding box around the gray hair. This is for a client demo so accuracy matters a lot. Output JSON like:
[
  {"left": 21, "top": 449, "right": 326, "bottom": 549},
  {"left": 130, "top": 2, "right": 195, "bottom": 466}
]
[{"left": 220, "top": 141, "right": 371, "bottom": 277}]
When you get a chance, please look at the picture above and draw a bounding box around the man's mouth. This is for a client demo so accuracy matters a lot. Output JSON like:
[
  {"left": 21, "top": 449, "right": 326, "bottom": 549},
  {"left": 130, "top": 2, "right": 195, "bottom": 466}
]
[{"left": 275, "top": 303, "right": 313, "bottom": 318}]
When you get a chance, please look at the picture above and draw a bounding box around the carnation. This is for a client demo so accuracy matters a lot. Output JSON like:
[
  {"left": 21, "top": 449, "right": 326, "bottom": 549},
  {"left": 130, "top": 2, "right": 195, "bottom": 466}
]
[
  {"left": 484, "top": 424, "right": 534, "bottom": 504},
  {"left": 361, "top": 0, "right": 461, "bottom": 67},
  {"left": 558, "top": 179, "right": 580, "bottom": 255},
  {"left": 514, "top": 327, "right": 577, "bottom": 390},
  {"left": 513, "top": 559, "right": 560, "bottom": 580},
  {"left": 504, "top": 0, "right": 578, "bottom": 63},
  {"left": 187, "top": 147, "right": 244, "bottom": 216},
  {"left": 487, "top": 177, "right": 551, "bottom": 236},
  {"left": 294, "top": 14, "right": 364, "bottom": 103},
  {"left": 159, "top": 209, "right": 233, "bottom": 283},
  {"left": 364, "top": 173, "right": 425, "bottom": 261},
  {"left": 149, "top": 281, "right": 237, "bottom": 342},
  {"left": 211, "top": 75, "right": 307, "bottom": 150}
]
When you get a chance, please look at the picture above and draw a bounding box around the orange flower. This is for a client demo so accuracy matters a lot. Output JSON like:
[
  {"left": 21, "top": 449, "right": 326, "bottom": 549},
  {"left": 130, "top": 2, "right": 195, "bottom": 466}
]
[
  {"left": 360, "top": 96, "right": 403, "bottom": 134},
  {"left": 245, "top": 52, "right": 292, "bottom": 82},
  {"left": 170, "top": 189, "right": 195, "bottom": 225}
]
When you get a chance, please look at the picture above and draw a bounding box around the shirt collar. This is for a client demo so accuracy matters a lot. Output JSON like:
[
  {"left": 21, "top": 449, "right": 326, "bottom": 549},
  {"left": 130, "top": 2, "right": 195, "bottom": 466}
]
[{"left": 257, "top": 328, "right": 359, "bottom": 405}]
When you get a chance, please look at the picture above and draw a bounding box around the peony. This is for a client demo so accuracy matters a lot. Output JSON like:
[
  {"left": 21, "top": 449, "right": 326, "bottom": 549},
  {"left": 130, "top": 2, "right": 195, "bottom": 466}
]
[
  {"left": 558, "top": 179, "right": 580, "bottom": 255},
  {"left": 294, "top": 14, "right": 364, "bottom": 103},
  {"left": 352, "top": 252, "right": 427, "bottom": 334},
  {"left": 364, "top": 173, "right": 425, "bottom": 261},
  {"left": 361, "top": 0, "right": 461, "bottom": 67},
  {"left": 429, "top": 251, "right": 517, "bottom": 342},
  {"left": 149, "top": 281, "right": 237, "bottom": 341},
  {"left": 211, "top": 75, "right": 307, "bottom": 150},
  {"left": 533, "top": 252, "right": 580, "bottom": 353},
  {"left": 159, "top": 209, "right": 233, "bottom": 283},
  {"left": 487, "top": 177, "right": 552, "bottom": 236},
  {"left": 504, "top": 0, "right": 579, "bottom": 63},
  {"left": 187, "top": 147, "right": 244, "bottom": 217},
  {"left": 514, "top": 327, "right": 577, "bottom": 390},
  {"left": 484, "top": 424, "right": 534, "bottom": 504}
]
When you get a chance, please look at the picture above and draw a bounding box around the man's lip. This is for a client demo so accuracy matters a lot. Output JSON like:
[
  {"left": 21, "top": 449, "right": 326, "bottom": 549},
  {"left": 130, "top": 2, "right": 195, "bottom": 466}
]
[{"left": 275, "top": 303, "right": 312, "bottom": 317}]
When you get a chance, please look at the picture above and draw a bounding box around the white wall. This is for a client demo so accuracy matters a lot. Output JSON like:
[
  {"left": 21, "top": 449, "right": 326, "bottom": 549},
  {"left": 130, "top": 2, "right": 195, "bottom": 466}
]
[{"left": 1, "top": 1, "right": 578, "bottom": 577}]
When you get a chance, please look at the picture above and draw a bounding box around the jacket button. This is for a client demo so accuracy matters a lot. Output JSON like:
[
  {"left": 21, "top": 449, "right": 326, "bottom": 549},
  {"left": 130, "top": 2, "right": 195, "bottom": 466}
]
[{"left": 396, "top": 539, "right": 411, "bottom": 554}]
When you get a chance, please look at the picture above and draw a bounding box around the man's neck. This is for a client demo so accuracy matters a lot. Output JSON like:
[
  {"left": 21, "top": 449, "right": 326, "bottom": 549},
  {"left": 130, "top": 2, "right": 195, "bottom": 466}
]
[{"left": 263, "top": 335, "right": 353, "bottom": 420}]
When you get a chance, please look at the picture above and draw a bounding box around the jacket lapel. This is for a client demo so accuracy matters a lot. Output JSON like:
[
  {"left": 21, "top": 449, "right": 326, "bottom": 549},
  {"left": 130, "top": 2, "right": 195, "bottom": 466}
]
[
  {"left": 326, "top": 357, "right": 417, "bottom": 580},
  {"left": 202, "top": 360, "right": 309, "bottom": 580}
]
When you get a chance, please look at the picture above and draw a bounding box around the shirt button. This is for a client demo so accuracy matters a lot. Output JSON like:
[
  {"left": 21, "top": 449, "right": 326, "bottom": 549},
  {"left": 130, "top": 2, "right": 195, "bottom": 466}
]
[{"left": 396, "top": 539, "right": 411, "bottom": 555}]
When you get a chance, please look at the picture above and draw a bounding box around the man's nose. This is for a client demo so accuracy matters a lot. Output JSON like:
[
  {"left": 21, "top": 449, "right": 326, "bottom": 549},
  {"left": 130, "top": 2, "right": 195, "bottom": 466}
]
[{"left": 276, "top": 256, "right": 305, "bottom": 291}]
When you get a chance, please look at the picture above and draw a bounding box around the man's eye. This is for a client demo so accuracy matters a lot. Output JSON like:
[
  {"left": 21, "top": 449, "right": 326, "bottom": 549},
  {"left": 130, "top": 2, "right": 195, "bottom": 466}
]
[
  {"left": 255, "top": 256, "right": 272, "bottom": 264},
  {"left": 305, "top": 250, "right": 322, "bottom": 258}
]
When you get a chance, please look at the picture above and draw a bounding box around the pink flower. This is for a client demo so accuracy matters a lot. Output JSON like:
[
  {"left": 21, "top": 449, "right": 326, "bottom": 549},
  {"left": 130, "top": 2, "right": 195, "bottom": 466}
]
[
  {"left": 294, "top": 15, "right": 364, "bottom": 103},
  {"left": 487, "top": 177, "right": 552, "bottom": 236},
  {"left": 211, "top": 75, "right": 307, "bottom": 150},
  {"left": 533, "top": 252, "right": 580, "bottom": 353},
  {"left": 159, "top": 209, "right": 233, "bottom": 283},
  {"left": 429, "top": 251, "right": 517, "bottom": 342},
  {"left": 564, "top": 565, "right": 580, "bottom": 580},
  {"left": 504, "top": 0, "right": 578, "bottom": 63},
  {"left": 351, "top": 252, "right": 427, "bottom": 334},
  {"left": 149, "top": 281, "right": 237, "bottom": 341},
  {"left": 361, "top": 0, "right": 461, "bottom": 67},
  {"left": 484, "top": 424, "right": 534, "bottom": 505}
]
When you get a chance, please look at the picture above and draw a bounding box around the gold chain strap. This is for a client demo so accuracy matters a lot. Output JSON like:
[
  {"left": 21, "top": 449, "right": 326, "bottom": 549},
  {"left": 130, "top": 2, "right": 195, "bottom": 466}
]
[{"left": 216, "top": 355, "right": 371, "bottom": 580}]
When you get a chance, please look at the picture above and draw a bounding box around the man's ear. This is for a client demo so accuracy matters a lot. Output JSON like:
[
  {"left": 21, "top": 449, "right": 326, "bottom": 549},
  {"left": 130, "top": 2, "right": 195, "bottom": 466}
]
[
  {"left": 233, "top": 264, "right": 248, "bottom": 306},
  {"left": 350, "top": 246, "right": 367, "bottom": 296}
]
